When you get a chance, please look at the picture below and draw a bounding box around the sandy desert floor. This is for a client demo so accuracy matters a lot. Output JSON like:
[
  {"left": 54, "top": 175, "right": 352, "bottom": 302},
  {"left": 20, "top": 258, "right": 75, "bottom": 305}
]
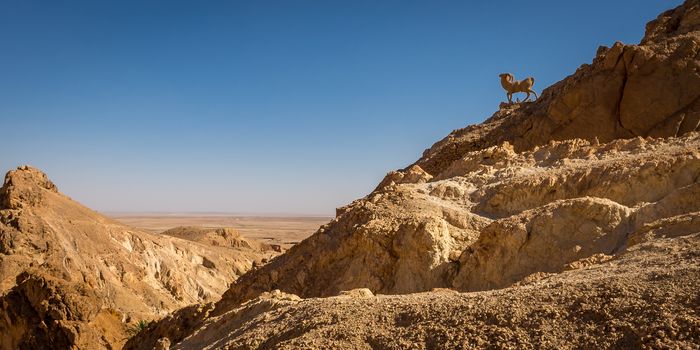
[{"left": 107, "top": 213, "right": 331, "bottom": 247}]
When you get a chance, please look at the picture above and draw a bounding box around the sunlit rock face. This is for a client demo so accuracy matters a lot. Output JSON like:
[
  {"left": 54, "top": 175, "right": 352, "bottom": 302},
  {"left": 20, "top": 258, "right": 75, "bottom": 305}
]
[
  {"left": 0, "top": 166, "right": 278, "bottom": 349},
  {"left": 124, "top": 2, "right": 700, "bottom": 349}
]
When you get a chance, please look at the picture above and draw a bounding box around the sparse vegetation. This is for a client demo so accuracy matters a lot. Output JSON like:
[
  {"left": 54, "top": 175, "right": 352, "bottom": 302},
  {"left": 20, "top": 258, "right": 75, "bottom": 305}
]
[{"left": 126, "top": 320, "right": 151, "bottom": 337}]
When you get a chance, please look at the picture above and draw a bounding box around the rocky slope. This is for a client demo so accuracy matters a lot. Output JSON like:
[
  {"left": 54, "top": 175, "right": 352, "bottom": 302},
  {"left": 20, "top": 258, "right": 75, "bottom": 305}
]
[
  {"left": 161, "top": 226, "right": 275, "bottom": 252},
  {"left": 0, "top": 166, "right": 278, "bottom": 349},
  {"left": 413, "top": 0, "right": 700, "bottom": 177},
  {"left": 138, "top": 233, "right": 700, "bottom": 349},
  {"left": 126, "top": 1, "right": 700, "bottom": 349},
  {"left": 220, "top": 0, "right": 700, "bottom": 310}
]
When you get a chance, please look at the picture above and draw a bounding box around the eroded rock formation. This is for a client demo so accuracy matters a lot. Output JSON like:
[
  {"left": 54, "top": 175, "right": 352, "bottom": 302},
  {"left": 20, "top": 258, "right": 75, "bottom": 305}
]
[
  {"left": 0, "top": 166, "right": 279, "bottom": 349},
  {"left": 138, "top": 234, "right": 700, "bottom": 349},
  {"left": 125, "top": 2, "right": 700, "bottom": 348}
]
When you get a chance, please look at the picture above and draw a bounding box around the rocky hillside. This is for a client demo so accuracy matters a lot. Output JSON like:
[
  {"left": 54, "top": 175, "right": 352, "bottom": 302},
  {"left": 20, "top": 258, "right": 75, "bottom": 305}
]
[
  {"left": 137, "top": 233, "right": 700, "bottom": 349},
  {"left": 126, "top": 1, "right": 700, "bottom": 348},
  {"left": 220, "top": 0, "right": 700, "bottom": 310},
  {"left": 160, "top": 226, "right": 275, "bottom": 252},
  {"left": 413, "top": 0, "right": 700, "bottom": 177},
  {"left": 0, "top": 166, "right": 279, "bottom": 349}
]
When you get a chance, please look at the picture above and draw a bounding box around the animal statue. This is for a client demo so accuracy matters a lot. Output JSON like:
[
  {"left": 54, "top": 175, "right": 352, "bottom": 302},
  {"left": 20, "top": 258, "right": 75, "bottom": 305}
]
[{"left": 499, "top": 73, "right": 538, "bottom": 104}]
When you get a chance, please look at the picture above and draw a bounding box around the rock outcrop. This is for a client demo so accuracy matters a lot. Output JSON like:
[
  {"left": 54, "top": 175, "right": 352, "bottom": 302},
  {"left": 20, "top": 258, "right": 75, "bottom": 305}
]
[
  {"left": 415, "top": 0, "right": 700, "bottom": 178},
  {"left": 210, "top": 134, "right": 700, "bottom": 311},
  {"left": 0, "top": 271, "right": 124, "bottom": 349},
  {"left": 139, "top": 233, "right": 700, "bottom": 349},
  {"left": 0, "top": 166, "right": 279, "bottom": 349},
  {"left": 210, "top": 0, "right": 700, "bottom": 311},
  {"left": 125, "top": 2, "right": 700, "bottom": 348},
  {"left": 160, "top": 226, "right": 273, "bottom": 252}
]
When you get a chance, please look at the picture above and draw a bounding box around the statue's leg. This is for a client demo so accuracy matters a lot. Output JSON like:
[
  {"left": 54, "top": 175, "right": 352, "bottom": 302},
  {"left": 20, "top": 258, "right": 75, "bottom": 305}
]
[
  {"left": 507, "top": 93, "right": 513, "bottom": 104},
  {"left": 530, "top": 89, "right": 539, "bottom": 100}
]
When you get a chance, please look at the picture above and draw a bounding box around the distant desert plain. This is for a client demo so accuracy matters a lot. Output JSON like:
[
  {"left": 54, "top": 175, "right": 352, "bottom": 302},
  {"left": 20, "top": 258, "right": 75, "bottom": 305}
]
[{"left": 108, "top": 213, "right": 331, "bottom": 248}]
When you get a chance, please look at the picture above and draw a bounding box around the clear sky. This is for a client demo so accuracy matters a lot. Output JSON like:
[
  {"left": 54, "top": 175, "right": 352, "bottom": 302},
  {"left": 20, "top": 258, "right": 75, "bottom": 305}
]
[{"left": 0, "top": 0, "right": 681, "bottom": 215}]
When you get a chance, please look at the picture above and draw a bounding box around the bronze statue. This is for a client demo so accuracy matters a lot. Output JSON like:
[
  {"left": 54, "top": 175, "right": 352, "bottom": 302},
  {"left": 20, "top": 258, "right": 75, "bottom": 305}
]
[{"left": 499, "top": 73, "right": 538, "bottom": 104}]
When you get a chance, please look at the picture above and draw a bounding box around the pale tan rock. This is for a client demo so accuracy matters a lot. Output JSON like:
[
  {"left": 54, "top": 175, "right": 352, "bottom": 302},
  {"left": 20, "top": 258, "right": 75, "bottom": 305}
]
[
  {"left": 0, "top": 166, "right": 279, "bottom": 349},
  {"left": 338, "top": 288, "right": 374, "bottom": 298},
  {"left": 374, "top": 164, "right": 432, "bottom": 191},
  {"left": 149, "top": 234, "right": 700, "bottom": 349},
  {"left": 629, "top": 212, "right": 700, "bottom": 246},
  {"left": 128, "top": 130, "right": 700, "bottom": 349},
  {"left": 415, "top": 1, "right": 700, "bottom": 178},
  {"left": 0, "top": 165, "right": 57, "bottom": 209},
  {"left": 160, "top": 226, "right": 273, "bottom": 252},
  {"left": 54, "top": 2, "right": 700, "bottom": 349},
  {"left": 564, "top": 253, "right": 614, "bottom": 271},
  {"left": 126, "top": 4, "right": 700, "bottom": 347},
  {"left": 154, "top": 338, "right": 171, "bottom": 350},
  {"left": 453, "top": 197, "right": 632, "bottom": 291}
]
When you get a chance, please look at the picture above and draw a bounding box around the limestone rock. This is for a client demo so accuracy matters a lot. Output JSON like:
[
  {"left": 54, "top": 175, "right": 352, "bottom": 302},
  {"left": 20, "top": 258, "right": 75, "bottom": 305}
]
[
  {"left": 338, "top": 288, "right": 374, "bottom": 298},
  {"left": 161, "top": 226, "right": 273, "bottom": 251},
  {"left": 415, "top": 1, "right": 700, "bottom": 178},
  {"left": 154, "top": 338, "right": 171, "bottom": 350},
  {"left": 138, "top": 234, "right": 700, "bottom": 349},
  {"left": 206, "top": 134, "right": 700, "bottom": 315},
  {"left": 453, "top": 197, "right": 631, "bottom": 291},
  {"left": 126, "top": 3, "right": 700, "bottom": 348},
  {"left": 0, "top": 166, "right": 279, "bottom": 349},
  {"left": 0, "top": 165, "right": 58, "bottom": 209},
  {"left": 374, "top": 164, "right": 432, "bottom": 191}
]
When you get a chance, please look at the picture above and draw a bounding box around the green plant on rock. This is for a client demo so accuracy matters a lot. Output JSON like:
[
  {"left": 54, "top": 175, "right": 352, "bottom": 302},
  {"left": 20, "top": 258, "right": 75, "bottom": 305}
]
[{"left": 126, "top": 320, "right": 151, "bottom": 337}]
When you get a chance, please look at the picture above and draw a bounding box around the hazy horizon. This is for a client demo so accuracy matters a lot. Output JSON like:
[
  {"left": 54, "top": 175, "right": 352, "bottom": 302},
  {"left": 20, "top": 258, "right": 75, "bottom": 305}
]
[
  {"left": 1, "top": 0, "right": 679, "bottom": 215},
  {"left": 105, "top": 210, "right": 333, "bottom": 218}
]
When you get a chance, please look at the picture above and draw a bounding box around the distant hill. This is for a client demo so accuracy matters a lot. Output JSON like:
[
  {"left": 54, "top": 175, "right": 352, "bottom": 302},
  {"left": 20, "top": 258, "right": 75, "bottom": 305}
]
[{"left": 0, "top": 166, "right": 278, "bottom": 349}]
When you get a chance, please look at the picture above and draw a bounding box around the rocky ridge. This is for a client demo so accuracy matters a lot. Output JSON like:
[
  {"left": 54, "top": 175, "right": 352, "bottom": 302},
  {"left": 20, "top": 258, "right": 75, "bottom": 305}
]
[
  {"left": 126, "top": 1, "right": 700, "bottom": 349},
  {"left": 140, "top": 233, "right": 700, "bottom": 349},
  {"left": 160, "top": 226, "right": 273, "bottom": 252},
  {"left": 0, "top": 166, "right": 278, "bottom": 349}
]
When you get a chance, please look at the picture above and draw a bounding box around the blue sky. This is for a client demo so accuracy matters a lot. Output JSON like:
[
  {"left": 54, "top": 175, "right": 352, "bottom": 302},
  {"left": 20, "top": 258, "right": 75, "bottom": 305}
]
[{"left": 0, "top": 0, "right": 680, "bottom": 215}]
